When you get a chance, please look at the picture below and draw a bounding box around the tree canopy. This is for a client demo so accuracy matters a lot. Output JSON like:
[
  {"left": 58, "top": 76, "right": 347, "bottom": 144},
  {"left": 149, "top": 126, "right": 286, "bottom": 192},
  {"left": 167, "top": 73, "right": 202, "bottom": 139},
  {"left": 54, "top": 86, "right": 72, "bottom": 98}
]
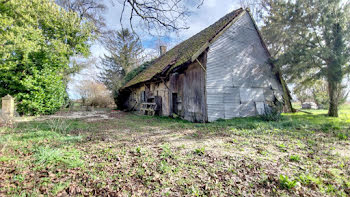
[
  {"left": 0, "top": 0, "right": 94, "bottom": 115},
  {"left": 260, "top": 0, "right": 350, "bottom": 117}
]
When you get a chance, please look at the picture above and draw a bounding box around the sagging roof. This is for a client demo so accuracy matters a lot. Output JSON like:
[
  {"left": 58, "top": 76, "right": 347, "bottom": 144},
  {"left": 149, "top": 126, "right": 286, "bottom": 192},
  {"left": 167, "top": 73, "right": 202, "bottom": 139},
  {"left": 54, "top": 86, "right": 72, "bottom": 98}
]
[{"left": 123, "top": 8, "right": 245, "bottom": 89}]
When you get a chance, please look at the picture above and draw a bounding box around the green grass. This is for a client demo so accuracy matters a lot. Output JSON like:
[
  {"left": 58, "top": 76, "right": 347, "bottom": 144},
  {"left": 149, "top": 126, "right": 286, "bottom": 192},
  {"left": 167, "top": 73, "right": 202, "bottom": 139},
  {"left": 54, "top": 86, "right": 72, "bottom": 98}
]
[
  {"left": 0, "top": 105, "right": 349, "bottom": 196},
  {"left": 279, "top": 175, "right": 298, "bottom": 190},
  {"left": 34, "top": 146, "right": 84, "bottom": 169},
  {"left": 289, "top": 154, "right": 301, "bottom": 162}
]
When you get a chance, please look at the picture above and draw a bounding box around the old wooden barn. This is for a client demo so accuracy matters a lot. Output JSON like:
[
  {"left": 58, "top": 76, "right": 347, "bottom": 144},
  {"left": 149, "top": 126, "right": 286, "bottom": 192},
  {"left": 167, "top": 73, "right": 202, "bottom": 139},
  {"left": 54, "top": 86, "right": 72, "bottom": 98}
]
[{"left": 117, "top": 8, "right": 292, "bottom": 122}]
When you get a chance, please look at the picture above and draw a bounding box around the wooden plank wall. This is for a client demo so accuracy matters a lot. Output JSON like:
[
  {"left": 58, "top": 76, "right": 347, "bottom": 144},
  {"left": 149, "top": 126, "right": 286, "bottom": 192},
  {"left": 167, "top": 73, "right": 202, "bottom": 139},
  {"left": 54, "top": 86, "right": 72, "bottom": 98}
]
[
  {"left": 123, "top": 54, "right": 207, "bottom": 122},
  {"left": 177, "top": 58, "right": 206, "bottom": 122},
  {"left": 206, "top": 12, "right": 284, "bottom": 122}
]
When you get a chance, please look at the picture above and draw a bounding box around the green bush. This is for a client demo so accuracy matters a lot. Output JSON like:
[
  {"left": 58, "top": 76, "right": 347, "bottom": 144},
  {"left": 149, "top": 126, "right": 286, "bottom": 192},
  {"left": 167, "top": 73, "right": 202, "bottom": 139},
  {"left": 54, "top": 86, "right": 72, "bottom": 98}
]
[
  {"left": 0, "top": 0, "right": 93, "bottom": 115},
  {"left": 15, "top": 71, "right": 67, "bottom": 115}
]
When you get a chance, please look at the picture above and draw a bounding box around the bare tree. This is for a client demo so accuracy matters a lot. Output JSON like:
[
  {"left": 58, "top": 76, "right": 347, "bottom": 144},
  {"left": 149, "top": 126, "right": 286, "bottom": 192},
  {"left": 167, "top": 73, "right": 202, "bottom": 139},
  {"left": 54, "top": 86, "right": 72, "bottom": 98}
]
[
  {"left": 75, "top": 80, "right": 114, "bottom": 107},
  {"left": 57, "top": 0, "right": 205, "bottom": 36},
  {"left": 116, "top": 0, "right": 205, "bottom": 34}
]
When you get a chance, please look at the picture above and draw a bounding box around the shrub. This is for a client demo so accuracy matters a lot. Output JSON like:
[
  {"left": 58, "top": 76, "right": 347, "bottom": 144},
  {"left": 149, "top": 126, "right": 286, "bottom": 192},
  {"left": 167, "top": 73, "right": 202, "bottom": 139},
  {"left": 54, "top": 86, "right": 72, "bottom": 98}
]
[
  {"left": 76, "top": 80, "right": 115, "bottom": 108},
  {"left": 15, "top": 72, "right": 67, "bottom": 115},
  {"left": 0, "top": 0, "right": 93, "bottom": 115},
  {"left": 259, "top": 103, "right": 283, "bottom": 122}
]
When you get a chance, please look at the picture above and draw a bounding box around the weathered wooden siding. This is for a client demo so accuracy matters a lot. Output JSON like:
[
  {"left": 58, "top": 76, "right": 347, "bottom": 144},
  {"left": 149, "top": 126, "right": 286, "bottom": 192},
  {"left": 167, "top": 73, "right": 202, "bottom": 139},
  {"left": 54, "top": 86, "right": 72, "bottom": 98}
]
[
  {"left": 176, "top": 59, "right": 206, "bottom": 122},
  {"left": 206, "top": 12, "right": 284, "bottom": 122},
  {"left": 125, "top": 82, "right": 170, "bottom": 116},
  {"left": 123, "top": 54, "right": 206, "bottom": 122}
]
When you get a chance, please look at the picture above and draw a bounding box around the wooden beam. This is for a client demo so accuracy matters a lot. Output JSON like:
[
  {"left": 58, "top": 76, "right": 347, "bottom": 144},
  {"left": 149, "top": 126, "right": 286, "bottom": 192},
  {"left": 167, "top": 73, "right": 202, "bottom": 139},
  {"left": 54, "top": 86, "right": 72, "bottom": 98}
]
[{"left": 196, "top": 58, "right": 206, "bottom": 72}]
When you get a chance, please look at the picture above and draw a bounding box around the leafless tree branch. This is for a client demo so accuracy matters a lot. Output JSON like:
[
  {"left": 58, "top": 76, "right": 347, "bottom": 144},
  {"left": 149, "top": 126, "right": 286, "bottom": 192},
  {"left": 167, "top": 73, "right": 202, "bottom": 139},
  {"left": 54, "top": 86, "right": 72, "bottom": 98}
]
[{"left": 116, "top": 0, "right": 204, "bottom": 35}]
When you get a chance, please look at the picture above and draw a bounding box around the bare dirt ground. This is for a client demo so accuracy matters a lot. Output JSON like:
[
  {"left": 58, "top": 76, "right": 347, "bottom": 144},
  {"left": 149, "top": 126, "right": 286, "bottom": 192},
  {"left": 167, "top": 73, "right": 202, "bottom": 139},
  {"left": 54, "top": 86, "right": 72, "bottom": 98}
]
[{"left": 37, "top": 110, "right": 118, "bottom": 122}]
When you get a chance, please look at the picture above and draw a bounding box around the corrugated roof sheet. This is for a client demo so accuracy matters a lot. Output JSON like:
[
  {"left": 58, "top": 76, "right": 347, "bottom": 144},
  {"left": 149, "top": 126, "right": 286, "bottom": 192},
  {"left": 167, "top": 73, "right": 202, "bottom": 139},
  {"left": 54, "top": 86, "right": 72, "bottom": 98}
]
[{"left": 123, "top": 8, "right": 244, "bottom": 88}]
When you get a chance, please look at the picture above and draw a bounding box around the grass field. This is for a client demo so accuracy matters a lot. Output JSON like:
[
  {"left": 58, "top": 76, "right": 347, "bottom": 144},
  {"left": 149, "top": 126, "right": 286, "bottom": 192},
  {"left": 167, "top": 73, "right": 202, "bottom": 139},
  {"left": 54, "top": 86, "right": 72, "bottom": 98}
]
[{"left": 0, "top": 105, "right": 349, "bottom": 196}]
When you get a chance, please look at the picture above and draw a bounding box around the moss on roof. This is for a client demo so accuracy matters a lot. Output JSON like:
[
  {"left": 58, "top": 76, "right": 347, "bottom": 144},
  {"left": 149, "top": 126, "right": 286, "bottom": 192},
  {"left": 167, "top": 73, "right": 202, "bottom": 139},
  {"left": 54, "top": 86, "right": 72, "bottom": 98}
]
[{"left": 123, "top": 8, "right": 244, "bottom": 89}]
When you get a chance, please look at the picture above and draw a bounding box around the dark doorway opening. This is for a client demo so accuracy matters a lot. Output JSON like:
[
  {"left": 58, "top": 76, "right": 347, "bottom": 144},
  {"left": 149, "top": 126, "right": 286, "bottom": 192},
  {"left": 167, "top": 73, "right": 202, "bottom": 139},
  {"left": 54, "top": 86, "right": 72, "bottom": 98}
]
[{"left": 172, "top": 93, "right": 178, "bottom": 114}]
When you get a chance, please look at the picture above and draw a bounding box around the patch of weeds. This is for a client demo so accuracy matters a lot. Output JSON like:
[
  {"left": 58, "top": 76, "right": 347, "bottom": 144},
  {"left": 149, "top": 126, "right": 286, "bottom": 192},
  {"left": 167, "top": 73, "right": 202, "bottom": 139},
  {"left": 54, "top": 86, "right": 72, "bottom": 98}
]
[
  {"left": 160, "top": 144, "right": 173, "bottom": 159},
  {"left": 0, "top": 156, "right": 13, "bottom": 162},
  {"left": 336, "top": 132, "right": 348, "bottom": 140},
  {"left": 326, "top": 184, "right": 336, "bottom": 194},
  {"left": 236, "top": 122, "right": 258, "bottom": 130},
  {"left": 259, "top": 151, "right": 269, "bottom": 156},
  {"left": 307, "top": 139, "right": 316, "bottom": 146},
  {"left": 48, "top": 119, "right": 72, "bottom": 134},
  {"left": 279, "top": 175, "right": 298, "bottom": 190},
  {"left": 190, "top": 186, "right": 202, "bottom": 196},
  {"left": 13, "top": 174, "right": 25, "bottom": 183},
  {"left": 280, "top": 121, "right": 296, "bottom": 128},
  {"left": 320, "top": 123, "right": 334, "bottom": 132},
  {"left": 16, "top": 130, "right": 61, "bottom": 142},
  {"left": 34, "top": 146, "right": 84, "bottom": 169},
  {"left": 277, "top": 143, "right": 288, "bottom": 152},
  {"left": 193, "top": 147, "right": 205, "bottom": 156},
  {"left": 62, "top": 135, "right": 83, "bottom": 143},
  {"left": 260, "top": 107, "right": 283, "bottom": 122},
  {"left": 289, "top": 155, "right": 301, "bottom": 162},
  {"left": 159, "top": 160, "right": 171, "bottom": 174},
  {"left": 179, "top": 144, "right": 186, "bottom": 149},
  {"left": 52, "top": 181, "right": 70, "bottom": 195},
  {"left": 135, "top": 147, "right": 142, "bottom": 155},
  {"left": 136, "top": 167, "right": 146, "bottom": 178},
  {"left": 298, "top": 174, "right": 323, "bottom": 188},
  {"left": 298, "top": 174, "right": 312, "bottom": 185},
  {"left": 255, "top": 146, "right": 268, "bottom": 155}
]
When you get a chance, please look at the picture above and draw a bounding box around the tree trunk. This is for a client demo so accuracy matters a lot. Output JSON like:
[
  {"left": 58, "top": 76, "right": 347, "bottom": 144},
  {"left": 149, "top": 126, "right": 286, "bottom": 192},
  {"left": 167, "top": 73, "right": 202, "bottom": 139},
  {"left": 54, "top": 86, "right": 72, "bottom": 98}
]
[{"left": 328, "top": 80, "right": 339, "bottom": 117}]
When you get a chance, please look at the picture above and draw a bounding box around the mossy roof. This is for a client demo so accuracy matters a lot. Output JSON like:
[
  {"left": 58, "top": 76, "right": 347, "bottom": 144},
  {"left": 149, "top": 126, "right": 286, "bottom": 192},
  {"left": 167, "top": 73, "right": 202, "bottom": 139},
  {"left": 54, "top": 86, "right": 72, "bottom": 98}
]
[{"left": 123, "top": 8, "right": 244, "bottom": 89}]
